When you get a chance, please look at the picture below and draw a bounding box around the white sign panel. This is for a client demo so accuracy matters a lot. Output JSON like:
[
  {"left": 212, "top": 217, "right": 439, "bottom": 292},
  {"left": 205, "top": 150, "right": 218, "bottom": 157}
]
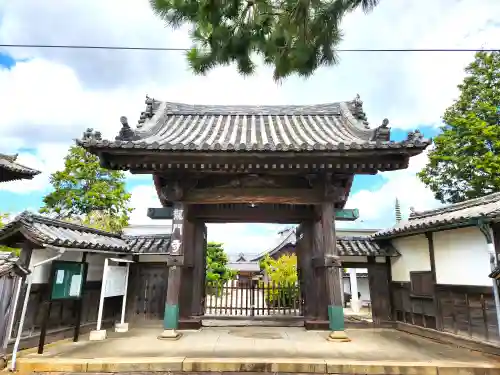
[
  {"left": 69, "top": 275, "right": 82, "bottom": 297},
  {"left": 104, "top": 266, "right": 128, "bottom": 297}
]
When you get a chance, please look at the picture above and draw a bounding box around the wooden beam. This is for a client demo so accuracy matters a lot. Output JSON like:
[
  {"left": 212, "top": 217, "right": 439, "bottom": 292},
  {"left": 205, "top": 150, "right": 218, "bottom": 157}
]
[
  {"left": 182, "top": 187, "right": 324, "bottom": 204},
  {"left": 188, "top": 205, "right": 314, "bottom": 224},
  {"left": 148, "top": 206, "right": 359, "bottom": 222}
]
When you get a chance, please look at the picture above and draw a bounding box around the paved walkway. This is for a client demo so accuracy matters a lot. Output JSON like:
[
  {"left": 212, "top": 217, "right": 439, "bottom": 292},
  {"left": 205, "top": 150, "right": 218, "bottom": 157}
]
[{"left": 15, "top": 326, "right": 500, "bottom": 374}]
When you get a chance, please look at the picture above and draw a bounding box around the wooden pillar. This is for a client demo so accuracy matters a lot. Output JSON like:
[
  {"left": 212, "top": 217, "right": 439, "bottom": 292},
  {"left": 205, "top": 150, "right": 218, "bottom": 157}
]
[
  {"left": 190, "top": 221, "right": 206, "bottom": 318},
  {"left": 178, "top": 219, "right": 196, "bottom": 328},
  {"left": 158, "top": 202, "right": 185, "bottom": 340},
  {"left": 321, "top": 202, "right": 349, "bottom": 341},
  {"left": 311, "top": 219, "right": 325, "bottom": 322},
  {"left": 297, "top": 222, "right": 314, "bottom": 320},
  {"left": 425, "top": 232, "right": 441, "bottom": 330}
]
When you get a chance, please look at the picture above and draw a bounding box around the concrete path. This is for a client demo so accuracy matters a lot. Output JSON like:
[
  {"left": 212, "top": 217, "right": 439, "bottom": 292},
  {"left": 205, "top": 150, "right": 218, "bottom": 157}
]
[{"left": 15, "top": 326, "right": 500, "bottom": 374}]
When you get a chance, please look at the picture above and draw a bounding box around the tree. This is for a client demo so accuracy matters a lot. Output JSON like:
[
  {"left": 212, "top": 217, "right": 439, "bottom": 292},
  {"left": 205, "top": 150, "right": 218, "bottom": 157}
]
[
  {"left": 418, "top": 51, "right": 500, "bottom": 203},
  {"left": 40, "top": 146, "right": 132, "bottom": 233},
  {"left": 260, "top": 253, "right": 299, "bottom": 307},
  {"left": 150, "top": 0, "right": 380, "bottom": 80},
  {"left": 206, "top": 242, "right": 237, "bottom": 293}
]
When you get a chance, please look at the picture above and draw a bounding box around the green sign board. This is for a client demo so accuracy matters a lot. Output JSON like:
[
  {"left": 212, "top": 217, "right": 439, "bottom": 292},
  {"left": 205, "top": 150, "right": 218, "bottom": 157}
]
[{"left": 49, "top": 261, "right": 88, "bottom": 300}]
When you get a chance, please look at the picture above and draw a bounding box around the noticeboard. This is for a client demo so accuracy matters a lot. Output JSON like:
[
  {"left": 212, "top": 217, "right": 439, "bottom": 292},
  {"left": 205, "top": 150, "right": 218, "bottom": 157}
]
[
  {"left": 104, "top": 265, "right": 128, "bottom": 297},
  {"left": 49, "top": 261, "right": 88, "bottom": 300}
]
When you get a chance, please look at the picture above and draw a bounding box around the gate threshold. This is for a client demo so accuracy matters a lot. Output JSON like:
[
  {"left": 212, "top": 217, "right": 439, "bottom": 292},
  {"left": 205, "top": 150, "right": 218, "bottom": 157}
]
[{"left": 202, "top": 315, "right": 304, "bottom": 327}]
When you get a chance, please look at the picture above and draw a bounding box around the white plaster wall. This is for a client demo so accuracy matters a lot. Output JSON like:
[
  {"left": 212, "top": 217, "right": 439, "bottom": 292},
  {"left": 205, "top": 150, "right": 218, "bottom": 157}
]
[
  {"left": 341, "top": 256, "right": 367, "bottom": 263},
  {"left": 337, "top": 229, "right": 379, "bottom": 237},
  {"left": 123, "top": 224, "right": 172, "bottom": 236},
  {"left": 343, "top": 277, "right": 370, "bottom": 301},
  {"left": 433, "top": 227, "right": 491, "bottom": 286},
  {"left": 138, "top": 254, "right": 171, "bottom": 263},
  {"left": 28, "top": 249, "right": 126, "bottom": 284},
  {"left": 391, "top": 234, "right": 430, "bottom": 282}
]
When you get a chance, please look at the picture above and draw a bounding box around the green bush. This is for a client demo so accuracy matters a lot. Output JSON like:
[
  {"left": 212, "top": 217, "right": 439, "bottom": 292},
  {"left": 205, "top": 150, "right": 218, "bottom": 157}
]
[{"left": 260, "top": 254, "right": 300, "bottom": 308}]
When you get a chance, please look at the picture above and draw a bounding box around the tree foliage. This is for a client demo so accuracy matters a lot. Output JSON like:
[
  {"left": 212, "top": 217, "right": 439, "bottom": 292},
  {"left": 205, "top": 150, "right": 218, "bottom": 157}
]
[
  {"left": 206, "top": 242, "right": 237, "bottom": 292},
  {"left": 40, "top": 146, "right": 132, "bottom": 233},
  {"left": 260, "top": 253, "right": 299, "bottom": 307},
  {"left": 150, "top": 0, "right": 379, "bottom": 80},
  {"left": 418, "top": 51, "right": 500, "bottom": 203}
]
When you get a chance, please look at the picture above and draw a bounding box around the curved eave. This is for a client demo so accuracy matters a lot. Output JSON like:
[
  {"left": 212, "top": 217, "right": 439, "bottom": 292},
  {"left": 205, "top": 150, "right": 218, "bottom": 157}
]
[{"left": 77, "top": 139, "right": 431, "bottom": 155}]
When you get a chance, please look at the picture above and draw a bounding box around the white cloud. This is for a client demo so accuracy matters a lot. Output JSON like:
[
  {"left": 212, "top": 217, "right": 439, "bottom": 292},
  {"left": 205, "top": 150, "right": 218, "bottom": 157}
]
[{"left": 345, "top": 150, "right": 443, "bottom": 229}]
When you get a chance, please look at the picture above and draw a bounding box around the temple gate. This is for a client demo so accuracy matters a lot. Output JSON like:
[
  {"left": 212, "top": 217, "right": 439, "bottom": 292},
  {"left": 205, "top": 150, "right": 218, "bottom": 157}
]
[{"left": 78, "top": 96, "right": 430, "bottom": 341}]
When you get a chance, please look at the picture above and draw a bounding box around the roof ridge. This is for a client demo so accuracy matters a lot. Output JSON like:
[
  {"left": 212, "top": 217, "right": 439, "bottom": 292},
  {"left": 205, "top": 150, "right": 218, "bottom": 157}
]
[
  {"left": 12, "top": 211, "right": 123, "bottom": 238},
  {"left": 409, "top": 192, "right": 500, "bottom": 220}
]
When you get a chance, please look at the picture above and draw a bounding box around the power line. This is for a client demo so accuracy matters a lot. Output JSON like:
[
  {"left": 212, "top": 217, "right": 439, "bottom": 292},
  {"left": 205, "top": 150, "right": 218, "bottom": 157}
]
[{"left": 0, "top": 44, "right": 499, "bottom": 52}]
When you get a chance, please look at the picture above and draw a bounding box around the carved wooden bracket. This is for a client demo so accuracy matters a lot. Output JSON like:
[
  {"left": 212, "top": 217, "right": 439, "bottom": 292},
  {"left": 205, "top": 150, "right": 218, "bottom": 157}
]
[{"left": 165, "top": 255, "right": 184, "bottom": 266}]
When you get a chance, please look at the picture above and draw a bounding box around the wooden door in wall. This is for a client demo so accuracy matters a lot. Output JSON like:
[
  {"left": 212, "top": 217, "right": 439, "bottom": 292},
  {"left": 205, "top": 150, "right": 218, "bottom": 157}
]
[
  {"left": 127, "top": 263, "right": 168, "bottom": 322},
  {"left": 368, "top": 263, "right": 392, "bottom": 324}
]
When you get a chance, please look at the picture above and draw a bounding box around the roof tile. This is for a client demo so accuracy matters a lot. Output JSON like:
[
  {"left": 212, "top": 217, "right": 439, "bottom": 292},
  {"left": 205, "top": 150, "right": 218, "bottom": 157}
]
[
  {"left": 0, "top": 252, "right": 29, "bottom": 277},
  {"left": 0, "top": 153, "right": 40, "bottom": 182},
  {"left": 374, "top": 192, "right": 500, "bottom": 238},
  {"left": 76, "top": 98, "right": 431, "bottom": 154}
]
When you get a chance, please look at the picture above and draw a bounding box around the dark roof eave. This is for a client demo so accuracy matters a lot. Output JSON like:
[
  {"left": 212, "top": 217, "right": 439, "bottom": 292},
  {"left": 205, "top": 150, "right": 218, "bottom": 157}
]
[
  {"left": 373, "top": 217, "right": 500, "bottom": 240},
  {"left": 78, "top": 143, "right": 430, "bottom": 157}
]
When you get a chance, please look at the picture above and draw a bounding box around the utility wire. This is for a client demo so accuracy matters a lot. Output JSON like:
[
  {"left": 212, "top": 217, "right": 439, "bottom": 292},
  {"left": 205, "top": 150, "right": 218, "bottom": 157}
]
[{"left": 1, "top": 44, "right": 499, "bottom": 52}]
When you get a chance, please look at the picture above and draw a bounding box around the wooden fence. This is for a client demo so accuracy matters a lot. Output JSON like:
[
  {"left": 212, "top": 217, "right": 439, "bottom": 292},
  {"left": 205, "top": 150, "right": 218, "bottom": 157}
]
[
  {"left": 7, "top": 281, "right": 121, "bottom": 348},
  {"left": 204, "top": 280, "right": 302, "bottom": 317},
  {"left": 392, "top": 282, "right": 500, "bottom": 345}
]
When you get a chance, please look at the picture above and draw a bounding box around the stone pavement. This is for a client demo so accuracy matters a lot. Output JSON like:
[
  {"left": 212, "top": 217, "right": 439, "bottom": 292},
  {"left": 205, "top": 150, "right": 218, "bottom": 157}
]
[{"left": 14, "top": 326, "right": 500, "bottom": 374}]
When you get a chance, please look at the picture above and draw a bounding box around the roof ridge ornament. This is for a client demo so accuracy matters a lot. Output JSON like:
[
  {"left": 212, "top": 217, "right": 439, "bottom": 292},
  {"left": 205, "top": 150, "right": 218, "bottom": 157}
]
[
  {"left": 137, "top": 94, "right": 158, "bottom": 128},
  {"left": 371, "top": 118, "right": 390, "bottom": 141},
  {"left": 82, "top": 128, "right": 102, "bottom": 141},
  {"left": 352, "top": 94, "right": 370, "bottom": 128},
  {"left": 406, "top": 129, "right": 424, "bottom": 143},
  {"left": 116, "top": 116, "right": 139, "bottom": 141}
]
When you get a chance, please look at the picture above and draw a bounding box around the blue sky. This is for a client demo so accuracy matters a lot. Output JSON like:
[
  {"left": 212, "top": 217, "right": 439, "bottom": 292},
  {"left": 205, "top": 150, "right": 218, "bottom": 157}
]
[{"left": 1, "top": 0, "right": 497, "bottom": 253}]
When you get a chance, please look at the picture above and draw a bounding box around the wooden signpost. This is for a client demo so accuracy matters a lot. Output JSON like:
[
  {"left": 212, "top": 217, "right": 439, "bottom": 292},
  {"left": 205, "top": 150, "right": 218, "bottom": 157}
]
[{"left": 39, "top": 260, "right": 88, "bottom": 354}]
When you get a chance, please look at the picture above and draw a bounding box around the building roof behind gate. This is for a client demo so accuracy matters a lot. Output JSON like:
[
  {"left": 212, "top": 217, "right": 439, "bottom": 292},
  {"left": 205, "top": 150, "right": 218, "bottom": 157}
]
[
  {"left": 252, "top": 228, "right": 399, "bottom": 261},
  {"left": 76, "top": 96, "right": 431, "bottom": 155},
  {"left": 0, "top": 212, "right": 175, "bottom": 254},
  {"left": 0, "top": 153, "right": 40, "bottom": 182},
  {"left": 374, "top": 192, "right": 500, "bottom": 239},
  {"left": 0, "top": 212, "right": 129, "bottom": 252},
  {"left": 0, "top": 252, "right": 30, "bottom": 277}
]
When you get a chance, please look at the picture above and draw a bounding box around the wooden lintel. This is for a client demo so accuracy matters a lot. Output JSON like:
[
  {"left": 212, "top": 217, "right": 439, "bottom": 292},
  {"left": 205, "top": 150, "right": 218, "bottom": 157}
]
[
  {"left": 148, "top": 206, "right": 360, "bottom": 222},
  {"left": 189, "top": 205, "right": 315, "bottom": 224},
  {"left": 182, "top": 188, "right": 324, "bottom": 205}
]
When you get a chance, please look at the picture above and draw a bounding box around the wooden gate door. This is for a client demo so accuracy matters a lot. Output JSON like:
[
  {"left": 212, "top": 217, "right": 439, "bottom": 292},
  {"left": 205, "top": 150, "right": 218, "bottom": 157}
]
[
  {"left": 127, "top": 263, "right": 168, "bottom": 322},
  {"left": 204, "top": 280, "right": 303, "bottom": 318}
]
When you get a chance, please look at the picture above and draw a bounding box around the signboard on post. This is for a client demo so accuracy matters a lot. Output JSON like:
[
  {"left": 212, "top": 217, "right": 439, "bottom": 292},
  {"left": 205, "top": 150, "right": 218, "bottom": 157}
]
[
  {"left": 39, "top": 260, "right": 88, "bottom": 355},
  {"left": 90, "top": 257, "right": 133, "bottom": 341},
  {"left": 104, "top": 265, "right": 128, "bottom": 297},
  {"left": 50, "top": 261, "right": 87, "bottom": 300}
]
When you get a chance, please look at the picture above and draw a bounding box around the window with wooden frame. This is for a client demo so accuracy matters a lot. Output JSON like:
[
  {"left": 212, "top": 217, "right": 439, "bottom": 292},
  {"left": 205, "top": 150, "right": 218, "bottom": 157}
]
[{"left": 409, "top": 271, "right": 434, "bottom": 298}]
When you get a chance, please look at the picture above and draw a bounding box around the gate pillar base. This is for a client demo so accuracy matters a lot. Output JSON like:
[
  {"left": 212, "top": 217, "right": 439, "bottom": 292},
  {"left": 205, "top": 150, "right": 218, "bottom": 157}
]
[
  {"left": 158, "top": 329, "right": 182, "bottom": 340},
  {"left": 327, "top": 330, "right": 351, "bottom": 342},
  {"left": 179, "top": 317, "right": 202, "bottom": 330},
  {"left": 304, "top": 319, "right": 329, "bottom": 330}
]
